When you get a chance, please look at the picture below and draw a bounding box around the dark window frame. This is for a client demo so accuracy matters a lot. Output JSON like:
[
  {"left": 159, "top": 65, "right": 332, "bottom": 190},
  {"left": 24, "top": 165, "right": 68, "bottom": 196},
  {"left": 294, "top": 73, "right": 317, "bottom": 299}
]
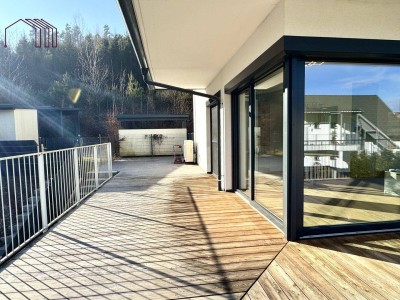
[
  {"left": 231, "top": 64, "right": 286, "bottom": 232},
  {"left": 299, "top": 59, "right": 400, "bottom": 239},
  {"left": 208, "top": 92, "right": 222, "bottom": 191},
  {"left": 228, "top": 36, "right": 400, "bottom": 241}
]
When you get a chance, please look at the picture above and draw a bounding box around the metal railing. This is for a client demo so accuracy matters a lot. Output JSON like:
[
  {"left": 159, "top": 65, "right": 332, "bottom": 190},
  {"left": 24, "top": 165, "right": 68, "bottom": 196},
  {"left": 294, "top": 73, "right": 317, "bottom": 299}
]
[
  {"left": 304, "top": 165, "right": 349, "bottom": 181},
  {"left": 0, "top": 143, "right": 112, "bottom": 264}
]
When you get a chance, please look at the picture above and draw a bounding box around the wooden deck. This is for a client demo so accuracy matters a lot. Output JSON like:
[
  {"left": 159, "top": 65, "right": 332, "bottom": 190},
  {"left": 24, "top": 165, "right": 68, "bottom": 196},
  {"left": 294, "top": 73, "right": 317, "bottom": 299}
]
[
  {"left": 0, "top": 157, "right": 286, "bottom": 299},
  {"left": 304, "top": 180, "right": 400, "bottom": 226},
  {"left": 252, "top": 177, "right": 400, "bottom": 226},
  {"left": 243, "top": 232, "right": 400, "bottom": 300},
  {"left": 1, "top": 157, "right": 399, "bottom": 299}
]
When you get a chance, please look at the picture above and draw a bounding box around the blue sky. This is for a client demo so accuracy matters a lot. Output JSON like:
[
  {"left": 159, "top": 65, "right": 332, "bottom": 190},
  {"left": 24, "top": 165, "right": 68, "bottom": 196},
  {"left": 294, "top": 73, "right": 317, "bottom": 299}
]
[
  {"left": 305, "top": 63, "right": 400, "bottom": 112},
  {"left": 0, "top": 0, "right": 127, "bottom": 37}
]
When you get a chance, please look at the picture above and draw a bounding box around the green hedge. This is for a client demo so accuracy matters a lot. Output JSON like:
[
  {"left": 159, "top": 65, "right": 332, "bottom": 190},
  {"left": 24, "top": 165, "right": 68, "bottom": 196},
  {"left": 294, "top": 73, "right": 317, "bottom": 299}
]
[{"left": 350, "top": 149, "right": 400, "bottom": 178}]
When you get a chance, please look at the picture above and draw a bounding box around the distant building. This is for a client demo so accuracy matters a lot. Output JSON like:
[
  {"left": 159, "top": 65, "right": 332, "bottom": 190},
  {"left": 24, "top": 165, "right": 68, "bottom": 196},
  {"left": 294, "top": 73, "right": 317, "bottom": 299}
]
[{"left": 0, "top": 104, "right": 80, "bottom": 153}]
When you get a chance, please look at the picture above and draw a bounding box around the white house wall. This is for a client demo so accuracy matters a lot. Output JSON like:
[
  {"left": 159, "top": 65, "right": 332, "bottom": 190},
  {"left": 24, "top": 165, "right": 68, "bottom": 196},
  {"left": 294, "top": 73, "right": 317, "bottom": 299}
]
[
  {"left": 193, "top": 92, "right": 210, "bottom": 173},
  {"left": 284, "top": 0, "right": 400, "bottom": 40},
  {"left": 14, "top": 109, "right": 39, "bottom": 143},
  {"left": 0, "top": 111, "right": 16, "bottom": 141}
]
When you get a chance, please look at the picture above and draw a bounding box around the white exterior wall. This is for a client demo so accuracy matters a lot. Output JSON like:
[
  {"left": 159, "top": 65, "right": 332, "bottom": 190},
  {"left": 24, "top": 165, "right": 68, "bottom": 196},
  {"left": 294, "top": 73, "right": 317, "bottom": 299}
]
[
  {"left": 193, "top": 91, "right": 211, "bottom": 173},
  {"left": 14, "top": 109, "right": 39, "bottom": 143},
  {"left": 0, "top": 111, "right": 16, "bottom": 140},
  {"left": 119, "top": 128, "right": 187, "bottom": 157},
  {"left": 284, "top": 0, "right": 400, "bottom": 40}
]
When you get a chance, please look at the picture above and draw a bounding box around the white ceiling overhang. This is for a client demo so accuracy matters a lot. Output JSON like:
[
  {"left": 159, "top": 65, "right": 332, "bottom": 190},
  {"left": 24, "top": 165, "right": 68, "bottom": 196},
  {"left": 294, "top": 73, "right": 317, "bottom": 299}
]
[{"left": 130, "top": 0, "right": 280, "bottom": 89}]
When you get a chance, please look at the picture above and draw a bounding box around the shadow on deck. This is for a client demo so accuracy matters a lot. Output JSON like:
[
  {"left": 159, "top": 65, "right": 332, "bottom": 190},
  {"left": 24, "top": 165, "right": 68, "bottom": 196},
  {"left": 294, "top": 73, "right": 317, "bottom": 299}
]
[{"left": 0, "top": 157, "right": 286, "bottom": 299}]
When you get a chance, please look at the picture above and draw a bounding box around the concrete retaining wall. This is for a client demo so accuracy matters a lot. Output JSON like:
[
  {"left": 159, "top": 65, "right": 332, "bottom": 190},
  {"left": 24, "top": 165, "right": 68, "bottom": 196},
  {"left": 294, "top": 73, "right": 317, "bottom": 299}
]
[{"left": 119, "top": 128, "right": 187, "bottom": 157}]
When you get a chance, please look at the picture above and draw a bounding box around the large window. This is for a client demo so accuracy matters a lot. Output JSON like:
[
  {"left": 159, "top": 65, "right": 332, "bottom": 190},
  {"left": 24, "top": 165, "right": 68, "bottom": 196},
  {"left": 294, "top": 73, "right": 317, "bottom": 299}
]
[
  {"left": 254, "top": 70, "right": 284, "bottom": 219},
  {"left": 304, "top": 62, "right": 400, "bottom": 227}
]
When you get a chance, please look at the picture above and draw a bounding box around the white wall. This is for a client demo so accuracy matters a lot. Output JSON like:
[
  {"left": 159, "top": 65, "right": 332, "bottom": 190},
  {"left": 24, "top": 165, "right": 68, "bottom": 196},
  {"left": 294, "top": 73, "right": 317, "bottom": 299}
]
[
  {"left": 193, "top": 91, "right": 211, "bottom": 173},
  {"left": 14, "top": 109, "right": 39, "bottom": 143},
  {"left": 0, "top": 111, "right": 16, "bottom": 140},
  {"left": 284, "top": 0, "right": 400, "bottom": 40},
  {"left": 119, "top": 128, "right": 187, "bottom": 157}
]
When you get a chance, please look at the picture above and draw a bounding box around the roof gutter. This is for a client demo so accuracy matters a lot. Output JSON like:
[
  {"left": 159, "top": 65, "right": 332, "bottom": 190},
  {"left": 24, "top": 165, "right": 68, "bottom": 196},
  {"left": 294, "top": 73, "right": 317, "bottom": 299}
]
[
  {"left": 142, "top": 68, "right": 220, "bottom": 101},
  {"left": 117, "top": 0, "right": 220, "bottom": 102}
]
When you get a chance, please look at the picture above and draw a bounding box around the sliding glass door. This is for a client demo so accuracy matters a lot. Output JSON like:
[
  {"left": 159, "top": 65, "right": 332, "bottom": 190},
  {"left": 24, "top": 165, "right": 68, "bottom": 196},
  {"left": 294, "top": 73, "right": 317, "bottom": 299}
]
[
  {"left": 235, "top": 68, "right": 284, "bottom": 224},
  {"left": 304, "top": 62, "right": 400, "bottom": 227},
  {"left": 210, "top": 105, "right": 219, "bottom": 177},
  {"left": 254, "top": 70, "right": 284, "bottom": 219}
]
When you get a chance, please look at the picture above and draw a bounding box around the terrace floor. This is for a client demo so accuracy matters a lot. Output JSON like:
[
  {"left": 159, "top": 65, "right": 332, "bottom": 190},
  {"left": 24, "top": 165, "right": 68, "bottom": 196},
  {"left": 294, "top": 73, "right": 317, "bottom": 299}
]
[
  {"left": 0, "top": 157, "right": 286, "bottom": 299},
  {"left": 0, "top": 157, "right": 399, "bottom": 299}
]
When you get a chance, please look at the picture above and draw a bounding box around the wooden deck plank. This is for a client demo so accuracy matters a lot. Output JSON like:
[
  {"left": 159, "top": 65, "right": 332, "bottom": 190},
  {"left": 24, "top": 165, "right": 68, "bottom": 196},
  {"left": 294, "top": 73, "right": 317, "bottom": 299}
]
[
  {"left": 244, "top": 233, "right": 400, "bottom": 300},
  {"left": 246, "top": 281, "right": 271, "bottom": 300},
  {"left": 0, "top": 158, "right": 286, "bottom": 299},
  {"left": 257, "top": 270, "right": 290, "bottom": 300},
  {"left": 267, "top": 260, "right": 309, "bottom": 300}
]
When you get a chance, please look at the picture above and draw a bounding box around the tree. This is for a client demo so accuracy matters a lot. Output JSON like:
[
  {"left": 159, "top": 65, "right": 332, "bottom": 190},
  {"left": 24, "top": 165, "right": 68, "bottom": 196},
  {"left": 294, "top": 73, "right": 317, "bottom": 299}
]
[
  {"left": 48, "top": 72, "right": 74, "bottom": 107},
  {"left": 0, "top": 22, "right": 193, "bottom": 140},
  {"left": 77, "top": 33, "right": 109, "bottom": 114}
]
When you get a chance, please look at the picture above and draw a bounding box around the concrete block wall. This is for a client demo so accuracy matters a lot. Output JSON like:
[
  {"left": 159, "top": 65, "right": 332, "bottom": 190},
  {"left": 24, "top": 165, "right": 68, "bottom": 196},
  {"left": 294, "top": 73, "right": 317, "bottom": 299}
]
[{"left": 119, "top": 128, "right": 187, "bottom": 157}]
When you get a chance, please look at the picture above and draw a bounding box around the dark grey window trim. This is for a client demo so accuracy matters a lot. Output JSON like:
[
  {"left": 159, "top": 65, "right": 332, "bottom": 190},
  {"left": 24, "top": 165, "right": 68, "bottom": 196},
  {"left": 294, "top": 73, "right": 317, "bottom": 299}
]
[
  {"left": 208, "top": 92, "right": 222, "bottom": 191},
  {"left": 225, "top": 35, "right": 400, "bottom": 94},
  {"left": 228, "top": 35, "right": 400, "bottom": 241}
]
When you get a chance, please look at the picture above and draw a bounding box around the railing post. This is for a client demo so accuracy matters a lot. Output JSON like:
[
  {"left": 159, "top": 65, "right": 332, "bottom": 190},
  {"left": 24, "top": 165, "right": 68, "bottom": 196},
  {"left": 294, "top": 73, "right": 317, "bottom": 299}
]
[
  {"left": 94, "top": 146, "right": 99, "bottom": 189},
  {"left": 73, "top": 148, "right": 81, "bottom": 204},
  {"left": 108, "top": 143, "right": 112, "bottom": 178},
  {"left": 38, "top": 154, "right": 48, "bottom": 231}
]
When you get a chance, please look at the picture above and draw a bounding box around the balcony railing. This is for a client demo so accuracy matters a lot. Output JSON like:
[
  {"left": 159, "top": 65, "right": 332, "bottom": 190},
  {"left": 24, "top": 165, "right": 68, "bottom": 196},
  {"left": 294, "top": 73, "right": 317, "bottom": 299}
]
[{"left": 0, "top": 143, "right": 112, "bottom": 264}]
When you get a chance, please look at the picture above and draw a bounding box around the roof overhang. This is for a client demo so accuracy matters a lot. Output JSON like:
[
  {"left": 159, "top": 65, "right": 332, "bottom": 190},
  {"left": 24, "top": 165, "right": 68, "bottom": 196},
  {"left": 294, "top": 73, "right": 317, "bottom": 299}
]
[
  {"left": 117, "top": 114, "right": 189, "bottom": 122},
  {"left": 117, "top": 0, "right": 280, "bottom": 89}
]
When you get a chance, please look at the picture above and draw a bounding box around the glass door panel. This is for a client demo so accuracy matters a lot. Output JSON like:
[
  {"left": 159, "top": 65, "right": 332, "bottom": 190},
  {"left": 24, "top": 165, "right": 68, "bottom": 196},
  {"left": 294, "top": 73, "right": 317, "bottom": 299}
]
[
  {"left": 304, "top": 62, "right": 400, "bottom": 227},
  {"left": 254, "top": 69, "right": 284, "bottom": 219},
  {"left": 211, "top": 105, "right": 219, "bottom": 176}
]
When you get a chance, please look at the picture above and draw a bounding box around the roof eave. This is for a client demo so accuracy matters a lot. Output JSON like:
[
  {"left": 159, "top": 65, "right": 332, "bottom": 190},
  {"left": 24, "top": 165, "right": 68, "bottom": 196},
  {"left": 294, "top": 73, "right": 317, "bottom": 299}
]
[{"left": 117, "top": 0, "right": 154, "bottom": 86}]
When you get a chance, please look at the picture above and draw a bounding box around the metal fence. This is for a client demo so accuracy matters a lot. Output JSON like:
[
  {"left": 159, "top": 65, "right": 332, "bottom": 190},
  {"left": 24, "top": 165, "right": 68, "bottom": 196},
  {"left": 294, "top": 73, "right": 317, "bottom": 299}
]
[
  {"left": 0, "top": 143, "right": 112, "bottom": 264},
  {"left": 304, "top": 165, "right": 349, "bottom": 180}
]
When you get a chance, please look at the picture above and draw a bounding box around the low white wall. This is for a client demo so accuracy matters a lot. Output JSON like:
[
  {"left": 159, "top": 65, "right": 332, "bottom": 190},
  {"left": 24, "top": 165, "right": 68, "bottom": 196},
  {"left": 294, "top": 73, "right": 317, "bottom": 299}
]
[
  {"left": 119, "top": 128, "right": 187, "bottom": 157},
  {"left": 14, "top": 109, "right": 39, "bottom": 143},
  {"left": 193, "top": 91, "right": 211, "bottom": 173}
]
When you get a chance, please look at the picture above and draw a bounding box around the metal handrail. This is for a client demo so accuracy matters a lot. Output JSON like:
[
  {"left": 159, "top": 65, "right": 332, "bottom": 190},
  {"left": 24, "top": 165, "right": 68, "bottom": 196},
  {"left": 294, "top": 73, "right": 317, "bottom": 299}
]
[{"left": 0, "top": 143, "right": 113, "bottom": 264}]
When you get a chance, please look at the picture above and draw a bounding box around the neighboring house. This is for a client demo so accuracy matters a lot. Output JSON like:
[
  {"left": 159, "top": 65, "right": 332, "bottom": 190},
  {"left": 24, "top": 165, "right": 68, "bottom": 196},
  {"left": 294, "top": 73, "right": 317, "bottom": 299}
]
[
  {"left": 0, "top": 106, "right": 39, "bottom": 144},
  {"left": 117, "top": 0, "right": 400, "bottom": 240},
  {"left": 0, "top": 104, "right": 80, "bottom": 152}
]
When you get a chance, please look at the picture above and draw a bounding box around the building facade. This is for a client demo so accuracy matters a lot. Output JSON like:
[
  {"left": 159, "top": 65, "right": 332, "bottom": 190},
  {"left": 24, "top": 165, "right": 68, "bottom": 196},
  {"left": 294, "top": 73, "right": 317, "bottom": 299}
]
[{"left": 118, "top": 0, "right": 400, "bottom": 240}]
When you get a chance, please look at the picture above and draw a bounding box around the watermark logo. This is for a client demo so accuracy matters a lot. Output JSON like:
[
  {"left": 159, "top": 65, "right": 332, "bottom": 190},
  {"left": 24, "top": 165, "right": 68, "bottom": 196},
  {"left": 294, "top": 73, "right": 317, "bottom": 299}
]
[{"left": 4, "top": 19, "right": 58, "bottom": 48}]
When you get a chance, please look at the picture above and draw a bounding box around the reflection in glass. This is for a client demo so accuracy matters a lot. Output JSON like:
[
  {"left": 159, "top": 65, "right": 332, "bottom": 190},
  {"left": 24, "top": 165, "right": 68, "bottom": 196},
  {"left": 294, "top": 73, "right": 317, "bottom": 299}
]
[
  {"left": 238, "top": 90, "right": 251, "bottom": 198},
  {"left": 304, "top": 62, "right": 400, "bottom": 226},
  {"left": 254, "top": 69, "right": 284, "bottom": 219}
]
